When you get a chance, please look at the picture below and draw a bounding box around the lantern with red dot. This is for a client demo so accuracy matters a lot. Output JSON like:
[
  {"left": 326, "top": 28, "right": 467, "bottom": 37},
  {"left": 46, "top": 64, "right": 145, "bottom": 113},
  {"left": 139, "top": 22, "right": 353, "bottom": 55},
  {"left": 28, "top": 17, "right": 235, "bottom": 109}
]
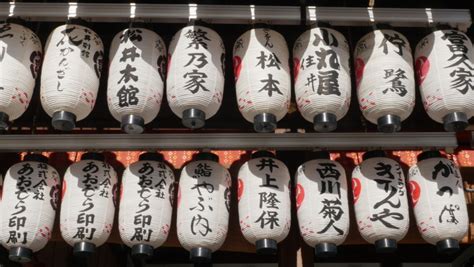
[
  {"left": 60, "top": 152, "right": 117, "bottom": 257},
  {"left": 408, "top": 151, "right": 468, "bottom": 254},
  {"left": 0, "top": 154, "right": 60, "bottom": 263},
  {"left": 351, "top": 150, "right": 410, "bottom": 253}
]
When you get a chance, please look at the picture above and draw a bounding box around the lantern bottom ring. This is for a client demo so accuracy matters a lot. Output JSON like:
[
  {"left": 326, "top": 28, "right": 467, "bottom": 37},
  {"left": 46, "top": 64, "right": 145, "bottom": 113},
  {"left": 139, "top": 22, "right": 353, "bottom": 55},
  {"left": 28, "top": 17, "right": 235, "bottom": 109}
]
[
  {"left": 131, "top": 244, "right": 154, "bottom": 259},
  {"left": 315, "top": 242, "right": 337, "bottom": 258},
  {"left": 436, "top": 238, "right": 460, "bottom": 255},
  {"left": 52, "top": 110, "right": 76, "bottom": 131},
  {"left": 377, "top": 114, "right": 401, "bottom": 133},
  {"left": 374, "top": 238, "right": 397, "bottom": 254},
  {"left": 443, "top": 112, "right": 468, "bottom": 132},
  {"left": 0, "top": 112, "right": 10, "bottom": 131},
  {"left": 254, "top": 113, "right": 277, "bottom": 133},
  {"left": 256, "top": 238, "right": 278, "bottom": 255},
  {"left": 8, "top": 246, "right": 33, "bottom": 263},
  {"left": 182, "top": 108, "right": 206, "bottom": 129},
  {"left": 121, "top": 114, "right": 145, "bottom": 134},
  {"left": 190, "top": 247, "right": 212, "bottom": 263},
  {"left": 314, "top": 112, "right": 337, "bottom": 132},
  {"left": 73, "top": 241, "right": 96, "bottom": 257}
]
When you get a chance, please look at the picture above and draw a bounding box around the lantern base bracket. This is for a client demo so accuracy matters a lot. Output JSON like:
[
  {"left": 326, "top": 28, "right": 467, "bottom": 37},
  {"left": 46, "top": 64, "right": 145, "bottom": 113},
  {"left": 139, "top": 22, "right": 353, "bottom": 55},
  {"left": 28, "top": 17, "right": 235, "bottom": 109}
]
[
  {"left": 256, "top": 239, "right": 277, "bottom": 255},
  {"left": 8, "top": 247, "right": 32, "bottom": 263},
  {"left": 182, "top": 108, "right": 206, "bottom": 129},
  {"left": 377, "top": 114, "right": 401, "bottom": 133},
  {"left": 254, "top": 113, "right": 277, "bottom": 133},
  {"left": 52, "top": 110, "right": 76, "bottom": 131},
  {"left": 375, "top": 238, "right": 397, "bottom": 253},
  {"left": 131, "top": 244, "right": 154, "bottom": 259},
  {"left": 121, "top": 114, "right": 145, "bottom": 134},
  {"left": 314, "top": 112, "right": 337, "bottom": 132},
  {"left": 437, "top": 238, "right": 460, "bottom": 254},
  {"left": 0, "top": 112, "right": 9, "bottom": 131},
  {"left": 443, "top": 112, "right": 468, "bottom": 132},
  {"left": 73, "top": 242, "right": 96, "bottom": 258},
  {"left": 190, "top": 247, "right": 212, "bottom": 263},
  {"left": 315, "top": 242, "right": 337, "bottom": 258}
]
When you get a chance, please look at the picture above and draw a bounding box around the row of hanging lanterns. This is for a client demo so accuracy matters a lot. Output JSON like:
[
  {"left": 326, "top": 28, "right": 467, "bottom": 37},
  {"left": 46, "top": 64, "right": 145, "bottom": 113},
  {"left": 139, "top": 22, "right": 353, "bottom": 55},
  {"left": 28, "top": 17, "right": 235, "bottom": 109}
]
[
  {"left": 0, "top": 149, "right": 468, "bottom": 263},
  {"left": 1, "top": 21, "right": 473, "bottom": 133}
]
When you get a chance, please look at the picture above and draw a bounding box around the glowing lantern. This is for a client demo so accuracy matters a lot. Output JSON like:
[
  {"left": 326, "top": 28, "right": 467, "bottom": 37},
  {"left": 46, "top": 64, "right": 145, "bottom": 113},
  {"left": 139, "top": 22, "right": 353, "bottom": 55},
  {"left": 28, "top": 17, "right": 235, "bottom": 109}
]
[
  {"left": 167, "top": 23, "right": 225, "bottom": 129},
  {"left": 0, "top": 22, "right": 42, "bottom": 130},
  {"left": 351, "top": 150, "right": 409, "bottom": 253},
  {"left": 415, "top": 28, "right": 474, "bottom": 132},
  {"left": 233, "top": 26, "right": 291, "bottom": 132},
  {"left": 176, "top": 152, "right": 231, "bottom": 263},
  {"left": 108, "top": 27, "right": 166, "bottom": 134},
  {"left": 295, "top": 151, "right": 349, "bottom": 257},
  {"left": 0, "top": 154, "right": 60, "bottom": 263},
  {"left": 238, "top": 151, "right": 291, "bottom": 254},
  {"left": 119, "top": 153, "right": 175, "bottom": 259},
  {"left": 408, "top": 151, "right": 468, "bottom": 254},
  {"left": 354, "top": 28, "right": 415, "bottom": 132},
  {"left": 41, "top": 22, "right": 104, "bottom": 131},
  {"left": 60, "top": 152, "right": 117, "bottom": 257},
  {"left": 293, "top": 26, "right": 351, "bottom": 132}
]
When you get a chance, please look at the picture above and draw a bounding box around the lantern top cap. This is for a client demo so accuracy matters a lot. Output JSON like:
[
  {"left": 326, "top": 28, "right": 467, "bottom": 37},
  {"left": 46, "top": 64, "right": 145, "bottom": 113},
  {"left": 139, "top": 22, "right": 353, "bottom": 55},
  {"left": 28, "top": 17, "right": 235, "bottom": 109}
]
[
  {"left": 308, "top": 21, "right": 332, "bottom": 29},
  {"left": 4, "top": 17, "right": 27, "bottom": 27},
  {"left": 81, "top": 152, "right": 105, "bottom": 162},
  {"left": 73, "top": 241, "right": 96, "bottom": 258},
  {"left": 187, "top": 19, "right": 211, "bottom": 28},
  {"left": 417, "top": 151, "right": 443, "bottom": 162},
  {"left": 131, "top": 244, "right": 154, "bottom": 259},
  {"left": 315, "top": 242, "right": 337, "bottom": 258},
  {"left": 252, "top": 150, "right": 275, "bottom": 159},
  {"left": 251, "top": 22, "right": 271, "bottom": 30},
  {"left": 362, "top": 150, "right": 386, "bottom": 161},
  {"left": 66, "top": 18, "right": 90, "bottom": 28},
  {"left": 0, "top": 112, "right": 10, "bottom": 132},
  {"left": 195, "top": 152, "right": 219, "bottom": 162},
  {"left": 139, "top": 152, "right": 164, "bottom": 162},
  {"left": 190, "top": 247, "right": 212, "bottom": 263},
  {"left": 24, "top": 153, "right": 49, "bottom": 164},
  {"left": 8, "top": 247, "right": 33, "bottom": 263},
  {"left": 436, "top": 238, "right": 460, "bottom": 255},
  {"left": 372, "top": 23, "right": 393, "bottom": 31},
  {"left": 310, "top": 150, "right": 330, "bottom": 160}
]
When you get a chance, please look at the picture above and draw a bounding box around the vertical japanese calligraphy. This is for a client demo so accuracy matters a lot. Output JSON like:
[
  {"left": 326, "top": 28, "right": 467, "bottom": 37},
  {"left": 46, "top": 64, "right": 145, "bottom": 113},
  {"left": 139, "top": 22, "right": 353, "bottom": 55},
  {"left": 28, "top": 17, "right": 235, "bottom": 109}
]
[
  {"left": 107, "top": 27, "right": 166, "bottom": 134},
  {"left": 351, "top": 151, "right": 409, "bottom": 253},
  {"left": 0, "top": 154, "right": 59, "bottom": 263},
  {"left": 415, "top": 29, "right": 474, "bottom": 132},
  {"left": 233, "top": 27, "right": 291, "bottom": 133},
  {"left": 354, "top": 29, "right": 415, "bottom": 133},
  {"left": 295, "top": 153, "right": 349, "bottom": 257},
  {"left": 176, "top": 152, "right": 230, "bottom": 262},
  {"left": 41, "top": 23, "right": 104, "bottom": 131},
  {"left": 0, "top": 23, "right": 42, "bottom": 130},
  {"left": 60, "top": 153, "right": 117, "bottom": 255},
  {"left": 408, "top": 151, "right": 468, "bottom": 254},
  {"left": 238, "top": 151, "right": 291, "bottom": 254},
  {"left": 167, "top": 25, "right": 225, "bottom": 129},
  {"left": 293, "top": 26, "right": 351, "bottom": 132}
]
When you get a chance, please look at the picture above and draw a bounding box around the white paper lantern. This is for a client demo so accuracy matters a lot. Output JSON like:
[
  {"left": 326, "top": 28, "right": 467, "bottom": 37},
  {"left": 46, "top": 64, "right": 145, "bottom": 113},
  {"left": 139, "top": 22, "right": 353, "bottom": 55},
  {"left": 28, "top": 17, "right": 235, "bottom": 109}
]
[
  {"left": 354, "top": 28, "right": 415, "bottom": 132},
  {"left": 415, "top": 28, "right": 474, "bottom": 132},
  {"left": 408, "top": 151, "right": 468, "bottom": 254},
  {"left": 0, "top": 154, "right": 60, "bottom": 263},
  {"left": 238, "top": 151, "right": 291, "bottom": 254},
  {"left": 60, "top": 152, "right": 117, "bottom": 257},
  {"left": 167, "top": 24, "right": 225, "bottom": 129},
  {"left": 351, "top": 150, "right": 409, "bottom": 253},
  {"left": 41, "top": 23, "right": 104, "bottom": 131},
  {"left": 295, "top": 151, "right": 349, "bottom": 257},
  {"left": 0, "top": 22, "right": 42, "bottom": 130},
  {"left": 119, "top": 153, "right": 175, "bottom": 258},
  {"left": 233, "top": 26, "right": 291, "bottom": 133},
  {"left": 293, "top": 26, "right": 351, "bottom": 132},
  {"left": 176, "top": 152, "right": 231, "bottom": 263},
  {"left": 108, "top": 27, "right": 166, "bottom": 134}
]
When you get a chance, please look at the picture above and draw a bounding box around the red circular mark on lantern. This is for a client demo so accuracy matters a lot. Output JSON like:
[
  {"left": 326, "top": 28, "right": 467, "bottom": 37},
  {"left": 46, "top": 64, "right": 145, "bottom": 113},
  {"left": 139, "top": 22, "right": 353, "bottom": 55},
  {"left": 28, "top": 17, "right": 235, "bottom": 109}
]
[
  {"left": 408, "top": 180, "right": 421, "bottom": 207},
  {"left": 237, "top": 178, "right": 244, "bottom": 201},
  {"left": 295, "top": 183, "right": 304, "bottom": 210},
  {"left": 352, "top": 177, "right": 361, "bottom": 204},
  {"left": 61, "top": 179, "right": 67, "bottom": 201},
  {"left": 233, "top": 56, "right": 242, "bottom": 82},
  {"left": 293, "top": 58, "right": 300, "bottom": 81},
  {"left": 415, "top": 56, "right": 430, "bottom": 86},
  {"left": 354, "top": 58, "right": 365, "bottom": 87}
]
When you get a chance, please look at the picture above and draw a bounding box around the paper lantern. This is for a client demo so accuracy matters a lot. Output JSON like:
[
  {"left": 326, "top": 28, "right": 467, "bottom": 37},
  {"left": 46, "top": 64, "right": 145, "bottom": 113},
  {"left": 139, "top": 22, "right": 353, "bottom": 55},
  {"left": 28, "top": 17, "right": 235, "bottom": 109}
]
[
  {"left": 293, "top": 26, "right": 351, "bottom": 132},
  {"left": 295, "top": 151, "right": 349, "bottom": 257},
  {"left": 167, "top": 23, "right": 225, "bottom": 129},
  {"left": 238, "top": 151, "right": 291, "bottom": 254},
  {"left": 354, "top": 28, "right": 415, "bottom": 132},
  {"left": 60, "top": 152, "right": 117, "bottom": 257},
  {"left": 351, "top": 150, "right": 409, "bottom": 253},
  {"left": 408, "top": 151, "right": 468, "bottom": 254},
  {"left": 0, "top": 22, "right": 42, "bottom": 130},
  {"left": 41, "top": 22, "right": 104, "bottom": 131},
  {"left": 0, "top": 154, "right": 60, "bottom": 263},
  {"left": 119, "top": 153, "right": 175, "bottom": 259},
  {"left": 176, "top": 152, "right": 231, "bottom": 263},
  {"left": 415, "top": 28, "right": 474, "bottom": 132},
  {"left": 233, "top": 26, "right": 291, "bottom": 133},
  {"left": 108, "top": 27, "right": 166, "bottom": 134}
]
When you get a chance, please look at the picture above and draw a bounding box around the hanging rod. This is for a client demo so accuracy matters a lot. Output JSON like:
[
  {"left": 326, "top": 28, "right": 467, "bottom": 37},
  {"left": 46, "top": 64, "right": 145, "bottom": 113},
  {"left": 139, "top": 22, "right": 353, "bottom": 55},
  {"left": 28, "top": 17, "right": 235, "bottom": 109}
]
[
  {"left": 0, "top": 132, "right": 457, "bottom": 152},
  {"left": 0, "top": 3, "right": 471, "bottom": 31}
]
